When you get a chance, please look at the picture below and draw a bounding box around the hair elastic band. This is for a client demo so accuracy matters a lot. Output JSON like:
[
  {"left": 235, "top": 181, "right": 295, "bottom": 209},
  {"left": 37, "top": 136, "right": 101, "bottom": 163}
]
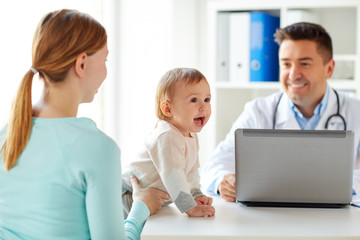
[{"left": 30, "top": 67, "right": 38, "bottom": 74}]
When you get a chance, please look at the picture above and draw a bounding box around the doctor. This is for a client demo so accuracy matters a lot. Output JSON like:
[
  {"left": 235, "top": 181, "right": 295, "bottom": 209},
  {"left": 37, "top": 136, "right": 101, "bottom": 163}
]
[{"left": 201, "top": 22, "right": 360, "bottom": 202}]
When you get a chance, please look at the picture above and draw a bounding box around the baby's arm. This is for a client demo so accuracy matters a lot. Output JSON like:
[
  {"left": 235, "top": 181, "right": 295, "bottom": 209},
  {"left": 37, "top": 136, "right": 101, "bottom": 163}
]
[
  {"left": 149, "top": 133, "right": 200, "bottom": 214},
  {"left": 187, "top": 165, "right": 214, "bottom": 206},
  {"left": 188, "top": 177, "right": 215, "bottom": 216},
  {"left": 150, "top": 129, "right": 214, "bottom": 217}
]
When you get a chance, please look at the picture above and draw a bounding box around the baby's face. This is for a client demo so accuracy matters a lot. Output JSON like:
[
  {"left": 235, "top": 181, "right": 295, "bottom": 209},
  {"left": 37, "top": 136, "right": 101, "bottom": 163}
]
[{"left": 168, "top": 79, "right": 211, "bottom": 137}]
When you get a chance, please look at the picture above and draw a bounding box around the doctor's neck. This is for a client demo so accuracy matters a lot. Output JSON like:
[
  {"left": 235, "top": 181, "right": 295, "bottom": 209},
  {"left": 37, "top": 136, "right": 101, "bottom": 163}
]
[{"left": 293, "top": 97, "right": 323, "bottom": 119}]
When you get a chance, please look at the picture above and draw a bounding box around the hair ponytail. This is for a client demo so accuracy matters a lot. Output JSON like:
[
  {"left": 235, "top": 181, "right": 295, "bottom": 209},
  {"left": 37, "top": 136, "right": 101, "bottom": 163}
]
[{"left": 1, "top": 70, "right": 34, "bottom": 170}]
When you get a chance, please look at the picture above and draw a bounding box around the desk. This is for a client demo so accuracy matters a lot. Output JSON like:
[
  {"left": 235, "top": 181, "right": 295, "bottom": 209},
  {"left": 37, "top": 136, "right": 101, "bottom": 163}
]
[{"left": 142, "top": 196, "right": 360, "bottom": 240}]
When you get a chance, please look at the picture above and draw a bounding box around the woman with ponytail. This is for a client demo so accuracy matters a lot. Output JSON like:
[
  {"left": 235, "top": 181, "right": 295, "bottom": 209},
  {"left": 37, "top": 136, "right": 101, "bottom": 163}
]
[{"left": 0, "top": 9, "right": 169, "bottom": 240}]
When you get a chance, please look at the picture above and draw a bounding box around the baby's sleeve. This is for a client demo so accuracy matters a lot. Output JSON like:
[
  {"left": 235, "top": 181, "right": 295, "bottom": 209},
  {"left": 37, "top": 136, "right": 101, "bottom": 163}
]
[
  {"left": 187, "top": 134, "right": 205, "bottom": 199},
  {"left": 188, "top": 170, "right": 205, "bottom": 199},
  {"left": 148, "top": 132, "right": 197, "bottom": 213}
]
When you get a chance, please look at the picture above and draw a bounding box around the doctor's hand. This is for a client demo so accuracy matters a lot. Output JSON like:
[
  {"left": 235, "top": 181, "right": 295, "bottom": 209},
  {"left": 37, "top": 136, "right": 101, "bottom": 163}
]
[
  {"left": 218, "top": 173, "right": 236, "bottom": 202},
  {"left": 130, "top": 175, "right": 170, "bottom": 215}
]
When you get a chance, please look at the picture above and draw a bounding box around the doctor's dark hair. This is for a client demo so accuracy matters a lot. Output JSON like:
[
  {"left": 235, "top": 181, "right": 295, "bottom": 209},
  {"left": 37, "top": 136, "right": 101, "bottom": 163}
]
[
  {"left": 155, "top": 68, "right": 207, "bottom": 121},
  {"left": 1, "top": 9, "right": 107, "bottom": 170},
  {"left": 274, "top": 22, "right": 333, "bottom": 64}
]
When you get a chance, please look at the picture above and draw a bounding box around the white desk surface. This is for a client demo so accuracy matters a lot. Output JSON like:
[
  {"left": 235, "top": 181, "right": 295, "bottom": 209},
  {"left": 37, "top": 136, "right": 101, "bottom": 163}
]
[{"left": 141, "top": 196, "right": 360, "bottom": 240}]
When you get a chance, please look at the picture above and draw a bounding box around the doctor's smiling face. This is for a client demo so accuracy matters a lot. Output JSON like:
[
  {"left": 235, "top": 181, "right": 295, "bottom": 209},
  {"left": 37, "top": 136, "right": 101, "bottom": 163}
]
[{"left": 279, "top": 39, "right": 335, "bottom": 117}]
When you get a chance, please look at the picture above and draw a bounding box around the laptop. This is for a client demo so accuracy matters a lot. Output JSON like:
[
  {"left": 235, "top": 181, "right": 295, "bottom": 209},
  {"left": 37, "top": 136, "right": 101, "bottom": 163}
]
[{"left": 235, "top": 129, "right": 354, "bottom": 208}]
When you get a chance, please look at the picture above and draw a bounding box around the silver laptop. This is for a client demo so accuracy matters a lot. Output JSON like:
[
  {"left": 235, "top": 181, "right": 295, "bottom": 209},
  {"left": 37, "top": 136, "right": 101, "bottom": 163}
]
[{"left": 235, "top": 129, "right": 354, "bottom": 208}]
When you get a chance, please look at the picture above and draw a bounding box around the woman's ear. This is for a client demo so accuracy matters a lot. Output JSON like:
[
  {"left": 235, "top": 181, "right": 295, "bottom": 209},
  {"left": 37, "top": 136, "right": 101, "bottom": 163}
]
[
  {"left": 74, "top": 52, "right": 87, "bottom": 78},
  {"left": 160, "top": 101, "right": 172, "bottom": 118}
]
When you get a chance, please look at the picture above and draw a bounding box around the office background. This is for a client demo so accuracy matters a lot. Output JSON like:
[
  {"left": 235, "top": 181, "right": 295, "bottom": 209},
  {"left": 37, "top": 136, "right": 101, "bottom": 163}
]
[
  {"left": 0, "top": 0, "right": 208, "bottom": 166},
  {"left": 0, "top": 0, "right": 358, "bottom": 167}
]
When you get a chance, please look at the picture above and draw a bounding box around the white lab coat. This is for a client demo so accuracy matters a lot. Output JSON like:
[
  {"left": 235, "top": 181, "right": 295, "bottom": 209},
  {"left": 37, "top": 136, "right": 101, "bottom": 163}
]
[{"left": 201, "top": 89, "right": 360, "bottom": 195}]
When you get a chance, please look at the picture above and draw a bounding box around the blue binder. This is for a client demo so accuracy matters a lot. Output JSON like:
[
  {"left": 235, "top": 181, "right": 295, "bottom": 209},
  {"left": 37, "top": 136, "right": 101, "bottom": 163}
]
[{"left": 250, "top": 12, "right": 280, "bottom": 82}]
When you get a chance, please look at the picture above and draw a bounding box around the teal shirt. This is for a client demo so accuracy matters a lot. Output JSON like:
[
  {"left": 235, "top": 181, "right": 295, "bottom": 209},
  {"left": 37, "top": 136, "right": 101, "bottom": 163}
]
[{"left": 0, "top": 117, "right": 149, "bottom": 240}]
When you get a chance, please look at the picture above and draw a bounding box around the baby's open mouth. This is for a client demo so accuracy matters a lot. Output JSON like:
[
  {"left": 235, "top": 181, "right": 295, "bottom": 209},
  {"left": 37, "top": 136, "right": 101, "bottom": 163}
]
[{"left": 194, "top": 117, "right": 205, "bottom": 127}]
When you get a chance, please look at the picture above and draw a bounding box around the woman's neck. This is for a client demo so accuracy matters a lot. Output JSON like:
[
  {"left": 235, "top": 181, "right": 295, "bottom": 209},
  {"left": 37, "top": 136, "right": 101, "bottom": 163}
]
[
  {"left": 33, "top": 79, "right": 81, "bottom": 118},
  {"left": 33, "top": 100, "right": 78, "bottom": 118}
]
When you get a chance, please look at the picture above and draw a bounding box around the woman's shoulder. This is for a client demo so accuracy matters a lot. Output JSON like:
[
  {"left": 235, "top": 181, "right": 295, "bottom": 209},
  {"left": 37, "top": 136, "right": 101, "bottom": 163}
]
[{"left": 33, "top": 117, "right": 119, "bottom": 155}]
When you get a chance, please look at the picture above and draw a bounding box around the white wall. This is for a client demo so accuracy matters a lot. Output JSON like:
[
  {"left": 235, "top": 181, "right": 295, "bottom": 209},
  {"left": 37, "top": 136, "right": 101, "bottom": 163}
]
[
  {"left": 109, "top": 0, "right": 206, "bottom": 166},
  {"left": 0, "top": 0, "right": 211, "bottom": 167},
  {"left": 0, "top": 0, "right": 105, "bottom": 127}
]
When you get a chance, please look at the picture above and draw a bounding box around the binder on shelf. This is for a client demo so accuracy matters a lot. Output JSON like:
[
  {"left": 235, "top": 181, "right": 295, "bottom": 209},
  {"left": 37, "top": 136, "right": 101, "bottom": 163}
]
[
  {"left": 229, "top": 12, "right": 250, "bottom": 83},
  {"left": 216, "top": 12, "right": 230, "bottom": 82},
  {"left": 250, "top": 12, "right": 280, "bottom": 82}
]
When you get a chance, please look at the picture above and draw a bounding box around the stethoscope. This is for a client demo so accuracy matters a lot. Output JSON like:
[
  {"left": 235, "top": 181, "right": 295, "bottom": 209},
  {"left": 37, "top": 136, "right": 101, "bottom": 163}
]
[{"left": 272, "top": 88, "right": 347, "bottom": 130}]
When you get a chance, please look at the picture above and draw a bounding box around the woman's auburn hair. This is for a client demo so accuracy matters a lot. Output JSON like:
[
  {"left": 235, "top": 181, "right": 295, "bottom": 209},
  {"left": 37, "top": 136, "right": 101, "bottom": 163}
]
[{"left": 0, "top": 9, "right": 107, "bottom": 170}]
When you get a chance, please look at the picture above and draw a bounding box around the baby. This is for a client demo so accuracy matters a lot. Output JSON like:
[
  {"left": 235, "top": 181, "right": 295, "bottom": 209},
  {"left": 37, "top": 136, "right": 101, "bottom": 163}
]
[{"left": 122, "top": 68, "right": 215, "bottom": 217}]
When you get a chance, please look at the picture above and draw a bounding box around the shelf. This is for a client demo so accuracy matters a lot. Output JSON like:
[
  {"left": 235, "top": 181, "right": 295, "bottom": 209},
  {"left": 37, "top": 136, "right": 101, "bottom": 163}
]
[
  {"left": 216, "top": 80, "right": 356, "bottom": 92},
  {"left": 333, "top": 54, "right": 357, "bottom": 61},
  {"left": 328, "top": 79, "right": 357, "bottom": 91},
  {"left": 215, "top": 81, "right": 281, "bottom": 90}
]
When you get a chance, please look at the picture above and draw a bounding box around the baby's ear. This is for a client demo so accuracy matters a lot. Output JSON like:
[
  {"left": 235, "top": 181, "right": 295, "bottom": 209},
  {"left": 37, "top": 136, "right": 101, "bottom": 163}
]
[{"left": 160, "top": 101, "right": 172, "bottom": 118}]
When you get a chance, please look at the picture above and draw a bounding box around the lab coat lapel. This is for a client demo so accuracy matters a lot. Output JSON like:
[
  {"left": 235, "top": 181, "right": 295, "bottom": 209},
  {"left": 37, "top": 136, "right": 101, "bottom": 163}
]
[{"left": 274, "top": 93, "right": 300, "bottom": 129}]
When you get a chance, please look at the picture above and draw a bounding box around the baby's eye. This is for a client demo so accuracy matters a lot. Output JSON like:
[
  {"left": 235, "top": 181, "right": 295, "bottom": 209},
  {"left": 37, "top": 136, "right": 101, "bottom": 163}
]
[
  {"left": 205, "top": 97, "right": 211, "bottom": 103},
  {"left": 191, "top": 98, "right": 198, "bottom": 103}
]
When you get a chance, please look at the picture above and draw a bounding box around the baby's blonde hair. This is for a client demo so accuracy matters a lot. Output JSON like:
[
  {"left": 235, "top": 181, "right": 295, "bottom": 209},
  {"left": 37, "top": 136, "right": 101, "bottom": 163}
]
[{"left": 155, "top": 68, "right": 207, "bottom": 121}]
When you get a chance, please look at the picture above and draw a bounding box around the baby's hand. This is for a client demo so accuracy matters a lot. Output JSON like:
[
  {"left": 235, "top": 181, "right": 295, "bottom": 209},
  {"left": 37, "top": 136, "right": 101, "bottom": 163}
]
[
  {"left": 186, "top": 205, "right": 215, "bottom": 217},
  {"left": 195, "top": 195, "right": 213, "bottom": 205}
]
